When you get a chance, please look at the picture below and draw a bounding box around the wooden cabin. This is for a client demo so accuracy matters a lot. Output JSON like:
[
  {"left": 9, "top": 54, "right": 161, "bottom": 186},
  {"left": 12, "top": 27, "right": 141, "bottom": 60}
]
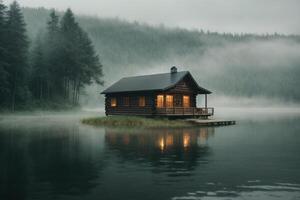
[{"left": 101, "top": 67, "right": 214, "bottom": 118}]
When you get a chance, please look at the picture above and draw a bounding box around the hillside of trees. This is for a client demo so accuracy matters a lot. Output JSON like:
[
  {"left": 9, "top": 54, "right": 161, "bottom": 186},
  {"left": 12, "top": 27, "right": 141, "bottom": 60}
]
[
  {"left": 0, "top": 1, "right": 103, "bottom": 111},
  {"left": 1, "top": 3, "right": 300, "bottom": 111},
  {"left": 21, "top": 7, "right": 300, "bottom": 106}
]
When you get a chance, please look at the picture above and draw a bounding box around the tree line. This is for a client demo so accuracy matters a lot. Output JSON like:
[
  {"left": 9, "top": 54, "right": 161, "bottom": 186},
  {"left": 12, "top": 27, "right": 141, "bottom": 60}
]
[
  {"left": 2, "top": 4, "right": 299, "bottom": 108},
  {"left": 0, "top": 1, "right": 103, "bottom": 111},
  {"left": 20, "top": 7, "right": 300, "bottom": 104}
]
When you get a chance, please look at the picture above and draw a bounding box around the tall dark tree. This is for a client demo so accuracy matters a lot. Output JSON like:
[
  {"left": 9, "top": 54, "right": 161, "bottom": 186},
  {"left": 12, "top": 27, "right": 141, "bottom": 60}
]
[
  {"left": 0, "top": 0, "right": 6, "bottom": 58},
  {"left": 30, "top": 34, "right": 46, "bottom": 100},
  {"left": 5, "top": 1, "right": 29, "bottom": 111},
  {"left": 45, "top": 10, "right": 63, "bottom": 100},
  {"left": 59, "top": 9, "right": 103, "bottom": 105},
  {"left": 74, "top": 30, "right": 103, "bottom": 103},
  {"left": 0, "top": 0, "right": 8, "bottom": 106},
  {"left": 47, "top": 10, "right": 59, "bottom": 37},
  {"left": 59, "top": 8, "right": 79, "bottom": 102}
]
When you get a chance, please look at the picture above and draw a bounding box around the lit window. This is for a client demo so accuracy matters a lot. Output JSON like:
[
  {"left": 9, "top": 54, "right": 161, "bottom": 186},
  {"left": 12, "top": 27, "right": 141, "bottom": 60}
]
[
  {"left": 156, "top": 95, "right": 164, "bottom": 108},
  {"left": 166, "top": 95, "right": 173, "bottom": 108},
  {"left": 111, "top": 97, "right": 117, "bottom": 107},
  {"left": 139, "top": 96, "right": 145, "bottom": 107},
  {"left": 123, "top": 97, "right": 129, "bottom": 106},
  {"left": 183, "top": 95, "right": 190, "bottom": 107}
]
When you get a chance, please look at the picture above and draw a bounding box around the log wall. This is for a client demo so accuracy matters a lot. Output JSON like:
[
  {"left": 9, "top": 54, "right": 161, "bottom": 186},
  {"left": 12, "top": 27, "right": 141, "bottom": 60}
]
[{"left": 105, "top": 92, "right": 155, "bottom": 116}]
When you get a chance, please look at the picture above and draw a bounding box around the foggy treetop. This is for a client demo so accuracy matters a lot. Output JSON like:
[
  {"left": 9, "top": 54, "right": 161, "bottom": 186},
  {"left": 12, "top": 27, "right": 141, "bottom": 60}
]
[
  {"left": 5, "top": 0, "right": 300, "bottom": 35},
  {"left": 22, "top": 7, "right": 300, "bottom": 104}
]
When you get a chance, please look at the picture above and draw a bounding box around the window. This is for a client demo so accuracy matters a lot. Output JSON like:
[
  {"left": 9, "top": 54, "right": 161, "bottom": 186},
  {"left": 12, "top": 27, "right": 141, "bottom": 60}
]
[
  {"left": 123, "top": 97, "right": 129, "bottom": 106},
  {"left": 183, "top": 95, "right": 190, "bottom": 107},
  {"left": 166, "top": 95, "right": 173, "bottom": 107},
  {"left": 139, "top": 96, "right": 145, "bottom": 107},
  {"left": 156, "top": 95, "right": 164, "bottom": 108},
  {"left": 111, "top": 97, "right": 117, "bottom": 107}
]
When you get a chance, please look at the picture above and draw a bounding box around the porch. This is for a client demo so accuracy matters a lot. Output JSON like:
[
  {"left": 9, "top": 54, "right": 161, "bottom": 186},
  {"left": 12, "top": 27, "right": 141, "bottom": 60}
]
[{"left": 155, "top": 107, "right": 214, "bottom": 117}]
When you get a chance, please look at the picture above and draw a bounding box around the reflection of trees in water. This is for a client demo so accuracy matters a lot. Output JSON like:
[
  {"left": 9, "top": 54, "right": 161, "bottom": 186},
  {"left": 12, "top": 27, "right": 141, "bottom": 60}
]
[
  {"left": 0, "top": 124, "right": 104, "bottom": 200},
  {"left": 0, "top": 128, "right": 29, "bottom": 200},
  {"left": 105, "top": 127, "right": 215, "bottom": 176}
]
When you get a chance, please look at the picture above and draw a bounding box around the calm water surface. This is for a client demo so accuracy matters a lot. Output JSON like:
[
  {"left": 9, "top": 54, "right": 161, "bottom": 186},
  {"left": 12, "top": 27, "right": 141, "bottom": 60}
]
[{"left": 0, "top": 110, "right": 300, "bottom": 200}]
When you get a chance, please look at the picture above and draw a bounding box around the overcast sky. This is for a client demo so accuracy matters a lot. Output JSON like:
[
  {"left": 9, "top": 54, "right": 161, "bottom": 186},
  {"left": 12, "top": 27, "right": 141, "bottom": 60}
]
[{"left": 5, "top": 0, "right": 300, "bottom": 34}]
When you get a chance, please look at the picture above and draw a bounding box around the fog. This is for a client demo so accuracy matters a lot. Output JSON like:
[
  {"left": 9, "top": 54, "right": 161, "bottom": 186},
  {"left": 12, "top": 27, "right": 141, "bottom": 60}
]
[
  {"left": 88, "top": 38, "right": 300, "bottom": 108},
  {"left": 5, "top": 0, "right": 300, "bottom": 34},
  {"left": 136, "top": 39, "right": 300, "bottom": 76},
  {"left": 1, "top": 107, "right": 300, "bottom": 126}
]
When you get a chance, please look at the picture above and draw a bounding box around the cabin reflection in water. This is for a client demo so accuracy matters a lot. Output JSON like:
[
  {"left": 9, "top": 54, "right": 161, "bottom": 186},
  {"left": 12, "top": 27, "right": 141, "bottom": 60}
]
[
  {"left": 105, "top": 128, "right": 214, "bottom": 151},
  {"left": 104, "top": 127, "right": 215, "bottom": 174}
]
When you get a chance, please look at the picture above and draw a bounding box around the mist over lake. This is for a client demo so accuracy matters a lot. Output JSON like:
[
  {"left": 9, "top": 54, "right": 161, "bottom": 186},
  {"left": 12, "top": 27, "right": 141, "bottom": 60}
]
[{"left": 0, "top": 109, "right": 300, "bottom": 200}]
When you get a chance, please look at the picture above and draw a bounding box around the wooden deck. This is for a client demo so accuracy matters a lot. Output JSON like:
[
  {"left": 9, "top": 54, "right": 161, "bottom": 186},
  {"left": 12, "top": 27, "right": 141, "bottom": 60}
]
[
  {"left": 155, "top": 107, "right": 214, "bottom": 116},
  {"left": 186, "top": 118, "right": 236, "bottom": 126}
]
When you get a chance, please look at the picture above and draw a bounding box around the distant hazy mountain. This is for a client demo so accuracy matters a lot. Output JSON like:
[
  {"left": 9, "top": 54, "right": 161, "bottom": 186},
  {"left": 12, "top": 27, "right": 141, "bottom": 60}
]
[{"left": 22, "top": 7, "right": 300, "bottom": 104}]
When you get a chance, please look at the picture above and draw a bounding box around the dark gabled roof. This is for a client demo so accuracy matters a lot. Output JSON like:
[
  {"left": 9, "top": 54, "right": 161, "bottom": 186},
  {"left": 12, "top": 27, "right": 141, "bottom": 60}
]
[{"left": 101, "top": 71, "right": 211, "bottom": 94}]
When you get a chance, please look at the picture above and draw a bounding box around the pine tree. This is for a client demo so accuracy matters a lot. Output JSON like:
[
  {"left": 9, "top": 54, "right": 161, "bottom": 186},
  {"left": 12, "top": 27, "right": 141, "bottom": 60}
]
[
  {"left": 59, "top": 9, "right": 103, "bottom": 105},
  {"left": 75, "top": 30, "right": 103, "bottom": 103},
  {"left": 30, "top": 34, "right": 46, "bottom": 100},
  {"left": 0, "top": 0, "right": 8, "bottom": 106},
  {"left": 44, "top": 10, "right": 61, "bottom": 101},
  {"left": 60, "top": 8, "right": 79, "bottom": 102},
  {"left": 0, "top": 1, "right": 6, "bottom": 58},
  {"left": 47, "top": 10, "right": 59, "bottom": 38},
  {"left": 5, "top": 1, "right": 29, "bottom": 111}
]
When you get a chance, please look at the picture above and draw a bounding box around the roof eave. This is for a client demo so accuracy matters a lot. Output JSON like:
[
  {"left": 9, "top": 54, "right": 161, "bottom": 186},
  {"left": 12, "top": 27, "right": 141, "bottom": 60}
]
[
  {"left": 198, "top": 90, "right": 212, "bottom": 94},
  {"left": 101, "top": 89, "right": 163, "bottom": 95}
]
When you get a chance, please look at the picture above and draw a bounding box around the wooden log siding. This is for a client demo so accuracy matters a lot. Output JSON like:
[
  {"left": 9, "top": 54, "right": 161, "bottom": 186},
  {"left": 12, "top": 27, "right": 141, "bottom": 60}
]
[
  {"left": 174, "top": 94, "right": 182, "bottom": 107},
  {"left": 167, "top": 78, "right": 195, "bottom": 93},
  {"left": 105, "top": 93, "right": 155, "bottom": 116}
]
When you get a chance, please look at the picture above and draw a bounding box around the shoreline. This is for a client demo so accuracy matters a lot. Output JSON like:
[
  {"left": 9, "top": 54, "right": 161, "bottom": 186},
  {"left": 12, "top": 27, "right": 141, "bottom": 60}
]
[{"left": 81, "top": 116, "right": 196, "bottom": 128}]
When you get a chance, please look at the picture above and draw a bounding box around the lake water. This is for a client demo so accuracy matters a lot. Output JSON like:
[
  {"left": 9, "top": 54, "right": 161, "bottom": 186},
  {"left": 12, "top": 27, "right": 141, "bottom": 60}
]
[{"left": 0, "top": 109, "right": 300, "bottom": 200}]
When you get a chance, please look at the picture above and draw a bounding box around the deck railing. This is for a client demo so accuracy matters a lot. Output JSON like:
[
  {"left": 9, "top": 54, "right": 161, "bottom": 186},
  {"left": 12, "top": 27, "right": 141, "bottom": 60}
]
[{"left": 155, "top": 107, "right": 214, "bottom": 116}]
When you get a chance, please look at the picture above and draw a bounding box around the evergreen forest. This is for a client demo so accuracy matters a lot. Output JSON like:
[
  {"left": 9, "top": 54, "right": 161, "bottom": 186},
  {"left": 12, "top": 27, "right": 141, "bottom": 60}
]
[{"left": 0, "top": 1, "right": 103, "bottom": 111}]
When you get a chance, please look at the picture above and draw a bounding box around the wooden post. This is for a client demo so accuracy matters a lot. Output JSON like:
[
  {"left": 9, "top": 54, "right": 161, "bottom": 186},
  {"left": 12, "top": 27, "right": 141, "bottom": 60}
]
[{"left": 205, "top": 94, "right": 207, "bottom": 108}]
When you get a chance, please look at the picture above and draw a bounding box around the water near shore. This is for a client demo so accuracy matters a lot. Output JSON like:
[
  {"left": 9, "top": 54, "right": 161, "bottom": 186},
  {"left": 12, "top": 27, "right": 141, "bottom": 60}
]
[{"left": 0, "top": 108, "right": 300, "bottom": 200}]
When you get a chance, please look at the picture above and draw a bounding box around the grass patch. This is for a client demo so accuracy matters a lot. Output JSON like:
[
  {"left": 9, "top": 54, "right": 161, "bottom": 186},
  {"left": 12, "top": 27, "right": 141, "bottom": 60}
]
[{"left": 81, "top": 116, "right": 194, "bottom": 128}]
